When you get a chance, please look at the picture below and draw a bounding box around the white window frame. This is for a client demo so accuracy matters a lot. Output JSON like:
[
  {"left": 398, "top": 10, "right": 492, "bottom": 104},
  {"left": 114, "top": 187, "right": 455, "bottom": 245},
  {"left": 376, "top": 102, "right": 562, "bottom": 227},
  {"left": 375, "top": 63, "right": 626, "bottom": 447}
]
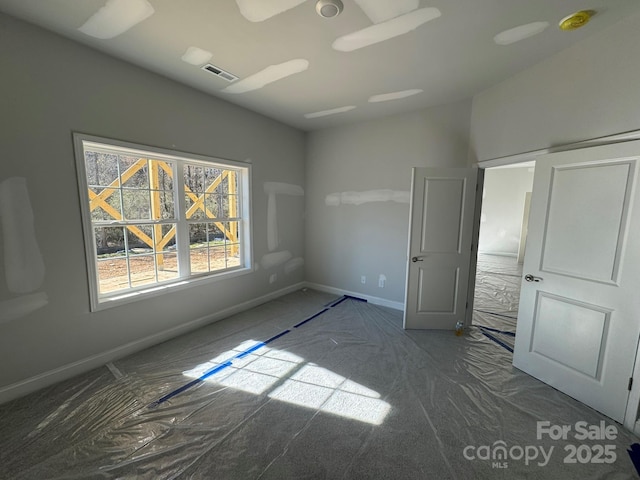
[{"left": 73, "top": 133, "right": 253, "bottom": 311}]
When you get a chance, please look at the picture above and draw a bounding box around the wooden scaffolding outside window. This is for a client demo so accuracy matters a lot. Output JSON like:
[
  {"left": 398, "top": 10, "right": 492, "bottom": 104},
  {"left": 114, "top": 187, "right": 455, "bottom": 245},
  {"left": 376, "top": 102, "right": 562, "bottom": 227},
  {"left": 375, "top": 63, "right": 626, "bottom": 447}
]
[{"left": 74, "top": 134, "right": 251, "bottom": 310}]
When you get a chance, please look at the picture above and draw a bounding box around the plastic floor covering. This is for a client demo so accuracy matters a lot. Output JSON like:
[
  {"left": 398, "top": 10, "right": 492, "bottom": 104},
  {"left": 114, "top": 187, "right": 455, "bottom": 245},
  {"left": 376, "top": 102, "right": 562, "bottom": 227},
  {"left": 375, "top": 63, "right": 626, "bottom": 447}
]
[
  {"left": 1, "top": 287, "right": 639, "bottom": 479},
  {"left": 472, "top": 254, "right": 522, "bottom": 352}
]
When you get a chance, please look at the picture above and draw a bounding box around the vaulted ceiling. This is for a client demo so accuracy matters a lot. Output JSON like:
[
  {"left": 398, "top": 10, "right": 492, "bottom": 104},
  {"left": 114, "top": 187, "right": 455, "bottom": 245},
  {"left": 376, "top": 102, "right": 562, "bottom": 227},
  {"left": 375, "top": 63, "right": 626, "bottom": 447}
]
[{"left": 1, "top": 0, "right": 638, "bottom": 131}]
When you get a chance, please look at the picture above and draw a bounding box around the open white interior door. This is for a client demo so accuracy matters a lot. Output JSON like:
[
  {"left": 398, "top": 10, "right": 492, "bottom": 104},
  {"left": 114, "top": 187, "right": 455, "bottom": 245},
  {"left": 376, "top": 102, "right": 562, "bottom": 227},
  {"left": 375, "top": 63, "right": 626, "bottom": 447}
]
[
  {"left": 404, "top": 167, "right": 477, "bottom": 329},
  {"left": 513, "top": 141, "right": 640, "bottom": 423}
]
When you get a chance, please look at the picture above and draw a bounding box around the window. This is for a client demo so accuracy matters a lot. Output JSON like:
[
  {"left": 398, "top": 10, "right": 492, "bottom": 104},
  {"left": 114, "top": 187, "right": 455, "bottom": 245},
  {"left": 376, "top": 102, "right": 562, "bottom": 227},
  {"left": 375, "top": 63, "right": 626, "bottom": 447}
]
[{"left": 73, "top": 134, "right": 252, "bottom": 310}]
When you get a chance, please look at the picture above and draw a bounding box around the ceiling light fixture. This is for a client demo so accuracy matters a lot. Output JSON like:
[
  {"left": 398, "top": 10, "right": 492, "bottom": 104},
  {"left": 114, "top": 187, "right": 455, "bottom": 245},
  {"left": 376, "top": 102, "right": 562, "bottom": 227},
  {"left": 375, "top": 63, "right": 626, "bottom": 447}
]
[
  {"left": 559, "top": 10, "right": 596, "bottom": 31},
  {"left": 316, "top": 0, "right": 344, "bottom": 18}
]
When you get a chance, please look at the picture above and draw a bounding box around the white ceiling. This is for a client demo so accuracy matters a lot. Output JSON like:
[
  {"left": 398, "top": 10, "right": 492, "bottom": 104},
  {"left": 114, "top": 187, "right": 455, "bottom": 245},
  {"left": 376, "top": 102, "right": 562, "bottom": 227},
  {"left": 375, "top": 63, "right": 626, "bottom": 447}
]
[{"left": 1, "top": 0, "right": 639, "bottom": 131}]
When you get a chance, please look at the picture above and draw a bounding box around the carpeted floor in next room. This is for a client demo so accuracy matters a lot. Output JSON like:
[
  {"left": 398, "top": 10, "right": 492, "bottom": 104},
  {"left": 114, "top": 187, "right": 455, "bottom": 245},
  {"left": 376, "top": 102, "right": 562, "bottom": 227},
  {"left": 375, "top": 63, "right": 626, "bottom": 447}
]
[{"left": 0, "top": 287, "right": 638, "bottom": 479}]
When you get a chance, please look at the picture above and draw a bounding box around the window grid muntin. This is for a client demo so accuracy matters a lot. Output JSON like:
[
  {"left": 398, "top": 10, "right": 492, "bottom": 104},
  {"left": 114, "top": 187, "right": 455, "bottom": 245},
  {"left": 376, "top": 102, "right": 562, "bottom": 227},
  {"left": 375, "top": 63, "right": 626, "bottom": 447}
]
[
  {"left": 77, "top": 136, "right": 250, "bottom": 306},
  {"left": 183, "top": 160, "right": 243, "bottom": 277}
]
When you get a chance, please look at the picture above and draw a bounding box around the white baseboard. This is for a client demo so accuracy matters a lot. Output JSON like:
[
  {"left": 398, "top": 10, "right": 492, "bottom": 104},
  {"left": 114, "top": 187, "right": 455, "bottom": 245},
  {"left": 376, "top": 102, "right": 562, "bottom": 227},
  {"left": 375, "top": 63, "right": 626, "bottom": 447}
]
[
  {"left": 0, "top": 282, "right": 305, "bottom": 405},
  {"left": 304, "top": 282, "right": 404, "bottom": 311}
]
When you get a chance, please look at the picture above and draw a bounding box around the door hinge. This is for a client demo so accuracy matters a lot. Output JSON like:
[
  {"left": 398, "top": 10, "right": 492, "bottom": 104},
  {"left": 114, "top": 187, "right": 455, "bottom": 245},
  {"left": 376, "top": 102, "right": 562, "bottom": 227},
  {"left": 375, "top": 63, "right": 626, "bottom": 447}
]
[
  {"left": 465, "top": 301, "right": 469, "bottom": 310},
  {"left": 629, "top": 377, "right": 634, "bottom": 391}
]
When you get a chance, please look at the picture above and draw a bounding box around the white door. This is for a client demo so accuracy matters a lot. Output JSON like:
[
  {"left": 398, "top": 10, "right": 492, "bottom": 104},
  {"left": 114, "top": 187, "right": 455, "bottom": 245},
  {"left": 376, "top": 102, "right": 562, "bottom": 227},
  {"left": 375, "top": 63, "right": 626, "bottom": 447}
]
[
  {"left": 404, "top": 167, "right": 477, "bottom": 329},
  {"left": 513, "top": 141, "right": 640, "bottom": 423}
]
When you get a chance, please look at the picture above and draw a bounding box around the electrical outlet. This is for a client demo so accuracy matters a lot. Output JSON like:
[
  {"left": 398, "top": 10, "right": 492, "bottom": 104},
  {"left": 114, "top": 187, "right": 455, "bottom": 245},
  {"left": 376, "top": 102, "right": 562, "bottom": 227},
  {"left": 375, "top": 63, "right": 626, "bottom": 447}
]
[
  {"left": 378, "top": 274, "right": 386, "bottom": 288},
  {"left": 361, "top": 275, "right": 366, "bottom": 284}
]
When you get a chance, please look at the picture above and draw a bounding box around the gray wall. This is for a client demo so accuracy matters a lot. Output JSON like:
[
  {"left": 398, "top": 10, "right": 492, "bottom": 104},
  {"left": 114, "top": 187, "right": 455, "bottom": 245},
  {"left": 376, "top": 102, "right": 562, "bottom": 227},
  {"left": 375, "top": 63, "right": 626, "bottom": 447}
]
[
  {"left": 0, "top": 14, "right": 305, "bottom": 391},
  {"left": 305, "top": 101, "right": 472, "bottom": 304},
  {"left": 8, "top": 3, "right": 638, "bottom": 398},
  {"left": 478, "top": 167, "right": 534, "bottom": 256},
  {"left": 471, "top": 10, "right": 640, "bottom": 162}
]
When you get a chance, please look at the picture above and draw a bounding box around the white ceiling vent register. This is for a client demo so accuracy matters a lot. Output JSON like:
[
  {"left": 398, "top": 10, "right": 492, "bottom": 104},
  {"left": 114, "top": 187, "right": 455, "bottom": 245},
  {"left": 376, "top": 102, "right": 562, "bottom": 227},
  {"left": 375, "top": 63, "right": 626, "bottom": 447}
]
[{"left": 201, "top": 64, "right": 238, "bottom": 82}]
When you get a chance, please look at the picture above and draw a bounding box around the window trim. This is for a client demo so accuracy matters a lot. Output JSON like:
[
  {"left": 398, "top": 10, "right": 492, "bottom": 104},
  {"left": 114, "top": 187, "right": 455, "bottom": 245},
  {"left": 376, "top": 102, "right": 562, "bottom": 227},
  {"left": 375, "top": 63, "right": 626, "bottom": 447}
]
[{"left": 73, "top": 133, "right": 253, "bottom": 312}]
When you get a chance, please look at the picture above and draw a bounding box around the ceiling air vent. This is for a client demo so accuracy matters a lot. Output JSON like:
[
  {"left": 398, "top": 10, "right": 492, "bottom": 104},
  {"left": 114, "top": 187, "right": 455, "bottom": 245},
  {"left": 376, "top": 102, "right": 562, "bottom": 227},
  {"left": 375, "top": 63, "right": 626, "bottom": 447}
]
[{"left": 201, "top": 64, "right": 238, "bottom": 82}]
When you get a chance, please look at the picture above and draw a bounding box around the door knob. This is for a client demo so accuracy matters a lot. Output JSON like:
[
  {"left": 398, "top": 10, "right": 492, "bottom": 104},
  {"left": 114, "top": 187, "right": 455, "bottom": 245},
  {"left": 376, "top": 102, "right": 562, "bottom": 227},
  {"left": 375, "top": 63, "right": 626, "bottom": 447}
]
[
  {"left": 411, "top": 256, "right": 424, "bottom": 263},
  {"left": 524, "top": 274, "right": 543, "bottom": 282}
]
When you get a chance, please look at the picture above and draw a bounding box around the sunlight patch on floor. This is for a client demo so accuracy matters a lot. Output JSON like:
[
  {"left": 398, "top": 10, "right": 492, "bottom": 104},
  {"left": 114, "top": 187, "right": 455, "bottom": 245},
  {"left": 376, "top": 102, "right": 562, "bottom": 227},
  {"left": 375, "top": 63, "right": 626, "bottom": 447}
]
[{"left": 183, "top": 341, "right": 391, "bottom": 425}]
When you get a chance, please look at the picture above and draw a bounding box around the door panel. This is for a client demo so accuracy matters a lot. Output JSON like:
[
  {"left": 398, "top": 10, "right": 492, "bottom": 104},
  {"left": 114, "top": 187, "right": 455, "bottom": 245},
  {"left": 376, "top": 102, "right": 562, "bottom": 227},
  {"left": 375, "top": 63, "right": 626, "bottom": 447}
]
[
  {"left": 420, "top": 177, "right": 465, "bottom": 253},
  {"left": 540, "top": 162, "right": 633, "bottom": 283},
  {"left": 514, "top": 141, "right": 640, "bottom": 423},
  {"left": 530, "top": 291, "right": 610, "bottom": 378},
  {"left": 404, "top": 168, "right": 476, "bottom": 329},
  {"left": 417, "top": 267, "right": 459, "bottom": 313}
]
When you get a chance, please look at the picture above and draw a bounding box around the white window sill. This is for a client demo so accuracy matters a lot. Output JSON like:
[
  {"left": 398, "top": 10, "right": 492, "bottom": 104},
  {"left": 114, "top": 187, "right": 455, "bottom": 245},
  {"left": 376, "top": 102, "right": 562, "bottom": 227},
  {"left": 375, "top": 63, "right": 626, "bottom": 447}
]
[{"left": 90, "top": 266, "right": 254, "bottom": 312}]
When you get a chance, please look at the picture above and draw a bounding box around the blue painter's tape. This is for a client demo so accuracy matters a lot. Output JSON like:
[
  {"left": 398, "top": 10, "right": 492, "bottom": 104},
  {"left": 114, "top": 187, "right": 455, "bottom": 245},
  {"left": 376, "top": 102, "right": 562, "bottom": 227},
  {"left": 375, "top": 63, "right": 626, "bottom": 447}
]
[
  {"left": 199, "top": 361, "right": 233, "bottom": 381},
  {"left": 328, "top": 296, "right": 348, "bottom": 308},
  {"left": 151, "top": 378, "right": 204, "bottom": 407},
  {"left": 344, "top": 295, "right": 367, "bottom": 302},
  {"left": 264, "top": 330, "right": 291, "bottom": 344},
  {"left": 323, "top": 298, "right": 338, "bottom": 307},
  {"left": 235, "top": 342, "right": 266, "bottom": 358},
  {"left": 150, "top": 360, "right": 235, "bottom": 407},
  {"left": 323, "top": 294, "right": 365, "bottom": 308},
  {"left": 477, "top": 325, "right": 516, "bottom": 337},
  {"left": 627, "top": 443, "right": 640, "bottom": 476},
  {"left": 150, "top": 335, "right": 283, "bottom": 407},
  {"left": 480, "top": 330, "right": 514, "bottom": 353},
  {"left": 294, "top": 308, "right": 329, "bottom": 328},
  {"left": 298, "top": 295, "right": 363, "bottom": 326},
  {"left": 149, "top": 295, "right": 358, "bottom": 407}
]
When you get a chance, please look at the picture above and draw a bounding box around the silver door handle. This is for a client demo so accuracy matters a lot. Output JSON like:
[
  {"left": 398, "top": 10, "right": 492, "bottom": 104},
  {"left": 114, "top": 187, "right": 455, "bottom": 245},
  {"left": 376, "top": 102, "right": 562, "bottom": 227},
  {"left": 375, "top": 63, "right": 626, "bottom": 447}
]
[
  {"left": 524, "top": 274, "right": 543, "bottom": 282},
  {"left": 411, "top": 256, "right": 424, "bottom": 263}
]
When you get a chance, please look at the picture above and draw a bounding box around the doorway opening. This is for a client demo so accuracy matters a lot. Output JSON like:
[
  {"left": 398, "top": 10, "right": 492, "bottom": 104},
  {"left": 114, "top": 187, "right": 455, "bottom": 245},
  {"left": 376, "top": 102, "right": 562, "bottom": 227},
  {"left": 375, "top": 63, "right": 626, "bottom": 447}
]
[{"left": 472, "top": 161, "right": 535, "bottom": 353}]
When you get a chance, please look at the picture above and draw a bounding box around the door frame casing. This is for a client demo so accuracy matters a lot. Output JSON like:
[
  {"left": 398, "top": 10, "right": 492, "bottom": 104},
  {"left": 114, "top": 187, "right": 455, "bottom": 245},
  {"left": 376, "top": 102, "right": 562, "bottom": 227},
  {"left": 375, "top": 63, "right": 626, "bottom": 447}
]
[
  {"left": 465, "top": 168, "right": 484, "bottom": 327},
  {"left": 473, "top": 128, "right": 640, "bottom": 434}
]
